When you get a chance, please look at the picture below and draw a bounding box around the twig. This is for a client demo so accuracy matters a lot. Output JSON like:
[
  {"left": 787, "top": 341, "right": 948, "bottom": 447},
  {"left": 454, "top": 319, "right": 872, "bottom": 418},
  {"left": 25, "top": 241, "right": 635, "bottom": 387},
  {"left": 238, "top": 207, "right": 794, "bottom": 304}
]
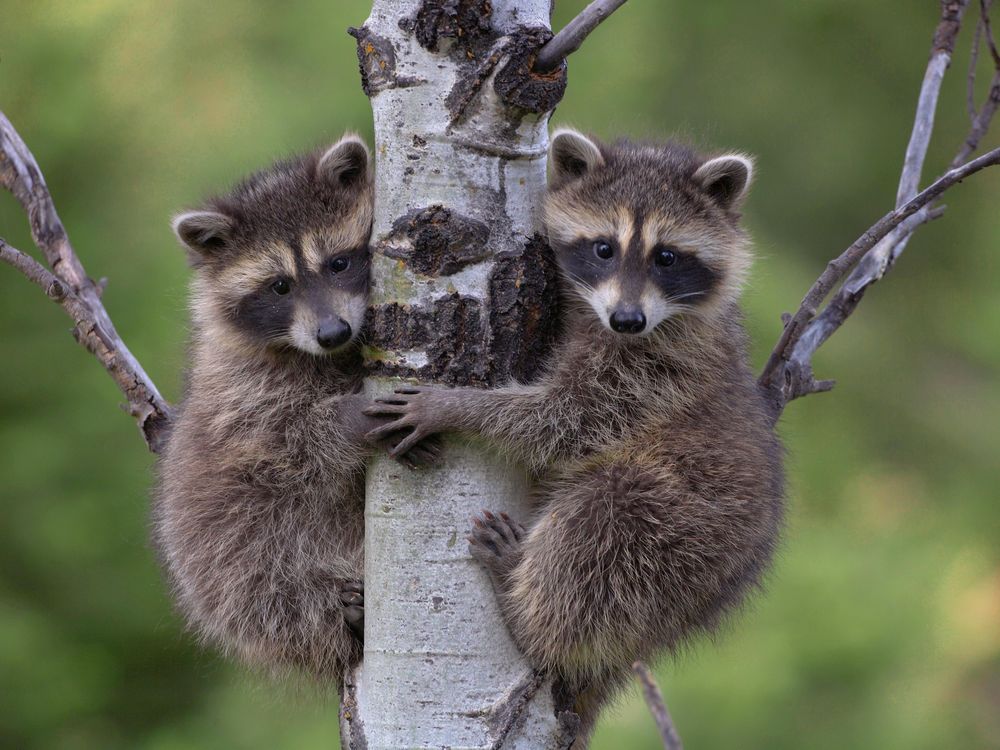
[
  {"left": 0, "top": 112, "right": 172, "bottom": 451},
  {"left": 841, "top": 0, "right": 971, "bottom": 292},
  {"left": 959, "top": 0, "right": 1000, "bottom": 164},
  {"left": 968, "top": 15, "right": 984, "bottom": 121},
  {"left": 981, "top": 0, "right": 1000, "bottom": 66},
  {"left": 632, "top": 662, "right": 682, "bottom": 750},
  {"left": 1, "top": 238, "right": 66, "bottom": 298},
  {"left": 533, "top": 0, "right": 629, "bottom": 73},
  {"left": 955, "top": 69, "right": 1000, "bottom": 165}
]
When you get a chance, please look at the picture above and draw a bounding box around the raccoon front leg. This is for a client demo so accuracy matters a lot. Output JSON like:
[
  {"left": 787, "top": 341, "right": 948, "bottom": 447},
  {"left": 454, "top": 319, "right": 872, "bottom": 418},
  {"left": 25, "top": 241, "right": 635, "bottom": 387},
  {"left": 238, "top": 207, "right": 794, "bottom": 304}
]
[
  {"left": 364, "top": 384, "right": 582, "bottom": 471},
  {"left": 315, "top": 393, "right": 442, "bottom": 470}
]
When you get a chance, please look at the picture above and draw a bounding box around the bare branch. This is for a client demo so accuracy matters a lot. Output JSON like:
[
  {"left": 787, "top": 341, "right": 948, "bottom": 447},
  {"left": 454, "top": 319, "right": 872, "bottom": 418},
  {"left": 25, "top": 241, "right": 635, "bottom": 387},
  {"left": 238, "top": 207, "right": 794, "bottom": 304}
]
[
  {"left": 0, "top": 112, "right": 172, "bottom": 451},
  {"left": 1, "top": 238, "right": 66, "bottom": 298},
  {"left": 795, "top": 1, "right": 1000, "bottom": 386},
  {"left": 798, "top": 0, "right": 972, "bottom": 351},
  {"left": 759, "top": 145, "right": 1000, "bottom": 409},
  {"left": 955, "top": 69, "right": 1000, "bottom": 165},
  {"left": 899, "top": 0, "right": 969, "bottom": 203},
  {"left": 632, "top": 662, "right": 683, "bottom": 750},
  {"left": 758, "top": 0, "right": 1000, "bottom": 415},
  {"left": 533, "top": 0, "right": 629, "bottom": 73},
  {"left": 778, "top": 206, "right": 944, "bottom": 385}
]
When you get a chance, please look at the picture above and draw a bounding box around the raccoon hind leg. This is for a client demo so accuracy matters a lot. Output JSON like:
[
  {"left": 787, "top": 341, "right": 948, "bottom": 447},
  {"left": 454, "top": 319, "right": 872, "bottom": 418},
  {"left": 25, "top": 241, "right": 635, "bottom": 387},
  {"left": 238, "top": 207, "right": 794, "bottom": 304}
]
[{"left": 340, "top": 580, "right": 364, "bottom": 642}]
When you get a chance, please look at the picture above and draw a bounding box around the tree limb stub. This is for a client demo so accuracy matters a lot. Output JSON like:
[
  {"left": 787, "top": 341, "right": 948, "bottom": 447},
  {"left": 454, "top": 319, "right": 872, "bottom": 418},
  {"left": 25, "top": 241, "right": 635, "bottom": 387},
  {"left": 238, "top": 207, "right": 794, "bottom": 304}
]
[
  {"left": 0, "top": 112, "right": 172, "bottom": 451},
  {"left": 0, "top": 238, "right": 66, "bottom": 299},
  {"left": 534, "top": 0, "right": 629, "bottom": 73}
]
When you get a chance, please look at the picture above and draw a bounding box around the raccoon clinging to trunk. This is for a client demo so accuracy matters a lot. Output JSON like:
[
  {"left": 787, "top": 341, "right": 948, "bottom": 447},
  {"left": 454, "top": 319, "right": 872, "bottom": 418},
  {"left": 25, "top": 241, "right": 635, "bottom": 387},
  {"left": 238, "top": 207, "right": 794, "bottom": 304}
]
[
  {"left": 153, "top": 136, "right": 438, "bottom": 684},
  {"left": 366, "top": 129, "right": 785, "bottom": 737}
]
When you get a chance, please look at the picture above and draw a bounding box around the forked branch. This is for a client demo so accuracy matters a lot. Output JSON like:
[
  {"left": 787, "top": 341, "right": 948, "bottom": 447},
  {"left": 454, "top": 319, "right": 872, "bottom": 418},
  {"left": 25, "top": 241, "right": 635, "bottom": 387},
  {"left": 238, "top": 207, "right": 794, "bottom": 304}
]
[
  {"left": 759, "top": 0, "right": 1000, "bottom": 416},
  {"left": 759, "top": 145, "right": 1000, "bottom": 409},
  {"left": 0, "top": 112, "right": 172, "bottom": 451}
]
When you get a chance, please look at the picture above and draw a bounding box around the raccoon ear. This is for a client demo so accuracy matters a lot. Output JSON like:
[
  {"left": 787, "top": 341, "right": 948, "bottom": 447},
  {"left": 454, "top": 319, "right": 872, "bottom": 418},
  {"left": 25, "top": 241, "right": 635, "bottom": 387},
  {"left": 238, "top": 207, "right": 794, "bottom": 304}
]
[
  {"left": 317, "top": 134, "right": 371, "bottom": 187},
  {"left": 693, "top": 154, "right": 754, "bottom": 209},
  {"left": 172, "top": 210, "right": 234, "bottom": 258},
  {"left": 549, "top": 128, "right": 604, "bottom": 185}
]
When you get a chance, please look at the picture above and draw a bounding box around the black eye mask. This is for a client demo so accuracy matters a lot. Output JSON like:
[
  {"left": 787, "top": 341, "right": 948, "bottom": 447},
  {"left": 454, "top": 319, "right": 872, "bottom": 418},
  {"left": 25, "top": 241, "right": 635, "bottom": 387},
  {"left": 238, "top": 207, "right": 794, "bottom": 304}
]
[{"left": 649, "top": 246, "right": 719, "bottom": 304}]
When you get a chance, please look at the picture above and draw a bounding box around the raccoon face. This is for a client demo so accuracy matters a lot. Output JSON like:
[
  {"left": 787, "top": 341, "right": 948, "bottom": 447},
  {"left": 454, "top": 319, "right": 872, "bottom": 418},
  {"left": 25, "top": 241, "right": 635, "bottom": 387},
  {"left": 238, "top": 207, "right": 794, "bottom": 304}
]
[
  {"left": 544, "top": 129, "right": 754, "bottom": 336},
  {"left": 173, "top": 135, "right": 374, "bottom": 356}
]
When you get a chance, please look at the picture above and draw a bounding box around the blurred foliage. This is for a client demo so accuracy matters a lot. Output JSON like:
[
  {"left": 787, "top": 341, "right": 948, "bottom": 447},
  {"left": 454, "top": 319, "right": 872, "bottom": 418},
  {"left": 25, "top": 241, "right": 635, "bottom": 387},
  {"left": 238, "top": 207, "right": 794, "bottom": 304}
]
[{"left": 1, "top": 0, "right": 998, "bottom": 748}]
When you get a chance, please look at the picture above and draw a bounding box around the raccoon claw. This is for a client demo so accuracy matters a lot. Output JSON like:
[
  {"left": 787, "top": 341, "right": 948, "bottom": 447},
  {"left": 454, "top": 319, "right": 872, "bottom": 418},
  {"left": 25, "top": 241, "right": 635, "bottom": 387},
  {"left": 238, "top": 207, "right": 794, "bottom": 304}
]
[
  {"left": 387, "top": 427, "right": 435, "bottom": 460},
  {"left": 340, "top": 580, "right": 364, "bottom": 642},
  {"left": 468, "top": 510, "right": 525, "bottom": 585},
  {"left": 397, "top": 434, "right": 443, "bottom": 470}
]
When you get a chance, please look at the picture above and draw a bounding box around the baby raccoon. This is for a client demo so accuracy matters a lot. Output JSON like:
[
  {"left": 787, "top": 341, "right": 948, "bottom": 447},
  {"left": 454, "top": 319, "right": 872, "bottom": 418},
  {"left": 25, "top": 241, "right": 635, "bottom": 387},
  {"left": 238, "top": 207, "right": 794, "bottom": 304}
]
[
  {"left": 153, "top": 136, "right": 437, "bottom": 683},
  {"left": 367, "top": 129, "right": 784, "bottom": 737}
]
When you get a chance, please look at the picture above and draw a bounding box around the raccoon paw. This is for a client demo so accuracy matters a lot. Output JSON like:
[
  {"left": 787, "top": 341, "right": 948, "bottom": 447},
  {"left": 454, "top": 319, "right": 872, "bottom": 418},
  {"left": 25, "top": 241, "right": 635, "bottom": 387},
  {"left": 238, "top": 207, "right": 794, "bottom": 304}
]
[
  {"left": 363, "top": 387, "right": 452, "bottom": 459},
  {"left": 340, "top": 580, "right": 364, "bottom": 642},
  {"left": 468, "top": 510, "right": 525, "bottom": 586}
]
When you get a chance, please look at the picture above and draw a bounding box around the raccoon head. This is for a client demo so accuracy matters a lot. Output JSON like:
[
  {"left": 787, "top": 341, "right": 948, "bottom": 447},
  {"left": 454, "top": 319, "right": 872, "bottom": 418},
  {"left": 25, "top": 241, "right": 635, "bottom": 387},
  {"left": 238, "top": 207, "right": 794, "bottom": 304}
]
[
  {"left": 543, "top": 128, "right": 753, "bottom": 337},
  {"left": 173, "top": 134, "right": 374, "bottom": 357}
]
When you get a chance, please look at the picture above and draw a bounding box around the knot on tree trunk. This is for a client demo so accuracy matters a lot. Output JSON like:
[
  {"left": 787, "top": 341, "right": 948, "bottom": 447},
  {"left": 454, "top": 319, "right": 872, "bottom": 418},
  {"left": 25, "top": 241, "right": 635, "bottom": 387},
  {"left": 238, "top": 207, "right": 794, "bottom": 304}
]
[{"left": 494, "top": 27, "right": 568, "bottom": 114}]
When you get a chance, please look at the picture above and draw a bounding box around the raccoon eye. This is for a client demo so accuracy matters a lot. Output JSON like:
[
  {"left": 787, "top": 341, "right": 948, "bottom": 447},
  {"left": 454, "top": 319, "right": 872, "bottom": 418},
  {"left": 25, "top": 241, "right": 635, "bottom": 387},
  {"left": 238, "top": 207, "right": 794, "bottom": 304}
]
[
  {"left": 654, "top": 247, "right": 677, "bottom": 267},
  {"left": 329, "top": 257, "right": 351, "bottom": 273},
  {"left": 271, "top": 278, "right": 292, "bottom": 295},
  {"left": 593, "top": 241, "right": 614, "bottom": 260}
]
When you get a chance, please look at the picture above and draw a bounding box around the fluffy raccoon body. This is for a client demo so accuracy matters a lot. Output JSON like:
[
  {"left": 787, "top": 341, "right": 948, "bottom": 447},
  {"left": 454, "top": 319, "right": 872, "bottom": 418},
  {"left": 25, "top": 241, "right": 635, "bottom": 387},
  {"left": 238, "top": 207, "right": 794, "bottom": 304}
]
[
  {"left": 153, "top": 137, "right": 430, "bottom": 682},
  {"left": 367, "top": 130, "right": 784, "bottom": 736}
]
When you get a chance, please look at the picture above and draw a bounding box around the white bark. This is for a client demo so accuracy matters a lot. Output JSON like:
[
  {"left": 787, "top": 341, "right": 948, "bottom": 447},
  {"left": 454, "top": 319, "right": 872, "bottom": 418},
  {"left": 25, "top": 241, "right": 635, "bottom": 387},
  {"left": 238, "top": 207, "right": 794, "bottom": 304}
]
[{"left": 342, "top": 2, "right": 572, "bottom": 748}]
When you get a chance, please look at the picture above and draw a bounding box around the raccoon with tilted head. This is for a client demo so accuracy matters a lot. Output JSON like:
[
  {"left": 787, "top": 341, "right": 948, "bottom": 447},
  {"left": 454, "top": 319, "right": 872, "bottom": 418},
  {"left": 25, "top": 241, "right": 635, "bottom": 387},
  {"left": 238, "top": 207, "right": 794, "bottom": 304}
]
[
  {"left": 153, "top": 136, "right": 438, "bottom": 684},
  {"left": 366, "top": 129, "right": 785, "bottom": 740}
]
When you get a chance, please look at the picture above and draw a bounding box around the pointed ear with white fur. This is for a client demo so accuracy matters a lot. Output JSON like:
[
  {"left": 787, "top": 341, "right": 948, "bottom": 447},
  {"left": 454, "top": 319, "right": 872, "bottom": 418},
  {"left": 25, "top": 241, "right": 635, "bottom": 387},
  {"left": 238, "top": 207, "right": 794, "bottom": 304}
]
[
  {"left": 316, "top": 134, "right": 371, "bottom": 187},
  {"left": 693, "top": 154, "right": 754, "bottom": 209},
  {"left": 549, "top": 128, "right": 605, "bottom": 186},
  {"left": 172, "top": 210, "right": 234, "bottom": 260}
]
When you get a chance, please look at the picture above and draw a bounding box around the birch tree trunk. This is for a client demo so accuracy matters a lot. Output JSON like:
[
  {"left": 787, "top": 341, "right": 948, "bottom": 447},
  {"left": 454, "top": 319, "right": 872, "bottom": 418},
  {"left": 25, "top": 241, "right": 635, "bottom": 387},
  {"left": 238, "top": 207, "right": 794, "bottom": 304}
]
[{"left": 341, "top": 2, "right": 571, "bottom": 748}]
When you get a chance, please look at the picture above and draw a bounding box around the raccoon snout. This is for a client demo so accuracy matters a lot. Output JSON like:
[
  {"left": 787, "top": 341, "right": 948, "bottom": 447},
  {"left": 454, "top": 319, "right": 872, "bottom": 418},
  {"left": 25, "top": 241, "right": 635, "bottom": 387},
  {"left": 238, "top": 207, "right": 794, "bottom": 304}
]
[
  {"left": 609, "top": 307, "right": 647, "bottom": 335},
  {"left": 316, "top": 317, "right": 353, "bottom": 350}
]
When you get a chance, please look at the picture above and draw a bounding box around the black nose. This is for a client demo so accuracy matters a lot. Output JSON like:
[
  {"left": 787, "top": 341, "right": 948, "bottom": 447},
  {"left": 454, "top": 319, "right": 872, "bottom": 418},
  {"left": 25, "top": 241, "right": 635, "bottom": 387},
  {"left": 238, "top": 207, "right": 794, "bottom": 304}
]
[
  {"left": 316, "top": 318, "right": 352, "bottom": 350},
  {"left": 609, "top": 308, "right": 647, "bottom": 334}
]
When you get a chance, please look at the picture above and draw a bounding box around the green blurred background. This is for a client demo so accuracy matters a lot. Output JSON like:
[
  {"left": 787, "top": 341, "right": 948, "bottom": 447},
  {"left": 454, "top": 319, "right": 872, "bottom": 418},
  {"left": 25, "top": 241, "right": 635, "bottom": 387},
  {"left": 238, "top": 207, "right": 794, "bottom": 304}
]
[{"left": 1, "top": 1, "right": 998, "bottom": 748}]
